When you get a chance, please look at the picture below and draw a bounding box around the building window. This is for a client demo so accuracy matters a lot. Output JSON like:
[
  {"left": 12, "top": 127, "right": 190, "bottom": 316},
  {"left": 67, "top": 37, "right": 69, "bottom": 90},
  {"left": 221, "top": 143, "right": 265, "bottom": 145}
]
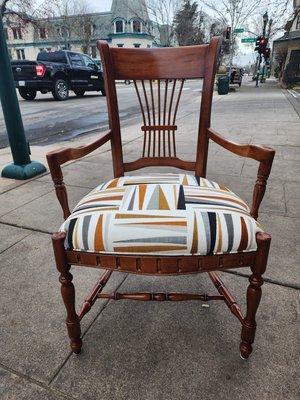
[
  {"left": 296, "top": 15, "right": 300, "bottom": 30},
  {"left": 117, "top": 43, "right": 124, "bottom": 47},
  {"left": 132, "top": 20, "right": 141, "bottom": 33},
  {"left": 8, "top": 49, "right": 12, "bottom": 59},
  {"left": 12, "top": 27, "right": 22, "bottom": 39},
  {"left": 39, "top": 28, "right": 47, "bottom": 39},
  {"left": 4, "top": 27, "right": 8, "bottom": 40},
  {"left": 16, "top": 49, "right": 25, "bottom": 60},
  {"left": 115, "top": 20, "right": 124, "bottom": 33},
  {"left": 56, "top": 27, "right": 61, "bottom": 36},
  {"left": 133, "top": 43, "right": 141, "bottom": 48}
]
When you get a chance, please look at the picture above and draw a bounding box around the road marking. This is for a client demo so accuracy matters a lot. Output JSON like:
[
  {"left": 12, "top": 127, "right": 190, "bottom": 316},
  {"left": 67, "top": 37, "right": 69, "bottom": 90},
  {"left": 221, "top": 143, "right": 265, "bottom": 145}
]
[{"left": 287, "top": 89, "right": 300, "bottom": 99}]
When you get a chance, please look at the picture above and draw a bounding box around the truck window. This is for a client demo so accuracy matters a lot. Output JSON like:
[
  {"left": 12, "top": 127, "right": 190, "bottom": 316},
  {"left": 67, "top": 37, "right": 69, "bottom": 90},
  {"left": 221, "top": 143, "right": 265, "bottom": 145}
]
[
  {"left": 37, "top": 52, "right": 67, "bottom": 63},
  {"left": 81, "top": 54, "right": 96, "bottom": 69},
  {"left": 69, "top": 53, "right": 84, "bottom": 67}
]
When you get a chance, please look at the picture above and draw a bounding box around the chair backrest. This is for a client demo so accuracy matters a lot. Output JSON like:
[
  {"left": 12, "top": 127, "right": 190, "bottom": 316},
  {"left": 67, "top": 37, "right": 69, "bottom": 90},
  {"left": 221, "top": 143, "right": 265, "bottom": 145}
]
[{"left": 97, "top": 37, "right": 221, "bottom": 179}]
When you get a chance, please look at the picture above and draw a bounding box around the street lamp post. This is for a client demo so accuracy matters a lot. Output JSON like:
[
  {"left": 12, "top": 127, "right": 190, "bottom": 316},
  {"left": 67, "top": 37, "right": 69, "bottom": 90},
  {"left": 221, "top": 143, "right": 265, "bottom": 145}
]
[
  {"left": 0, "top": 16, "right": 46, "bottom": 179},
  {"left": 256, "top": 11, "right": 268, "bottom": 87},
  {"left": 262, "top": 11, "right": 268, "bottom": 37}
]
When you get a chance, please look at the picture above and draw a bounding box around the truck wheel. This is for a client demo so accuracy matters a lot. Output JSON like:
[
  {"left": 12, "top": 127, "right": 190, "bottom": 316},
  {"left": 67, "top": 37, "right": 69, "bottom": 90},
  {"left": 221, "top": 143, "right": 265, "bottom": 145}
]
[
  {"left": 19, "top": 88, "right": 37, "bottom": 101},
  {"left": 74, "top": 89, "right": 85, "bottom": 97},
  {"left": 101, "top": 88, "right": 106, "bottom": 96},
  {"left": 52, "top": 79, "right": 69, "bottom": 101}
]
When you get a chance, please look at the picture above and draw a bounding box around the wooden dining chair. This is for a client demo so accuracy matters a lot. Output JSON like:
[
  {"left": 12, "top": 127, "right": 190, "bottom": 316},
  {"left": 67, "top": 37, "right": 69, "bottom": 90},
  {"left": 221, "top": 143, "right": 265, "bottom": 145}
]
[{"left": 46, "top": 37, "right": 275, "bottom": 360}]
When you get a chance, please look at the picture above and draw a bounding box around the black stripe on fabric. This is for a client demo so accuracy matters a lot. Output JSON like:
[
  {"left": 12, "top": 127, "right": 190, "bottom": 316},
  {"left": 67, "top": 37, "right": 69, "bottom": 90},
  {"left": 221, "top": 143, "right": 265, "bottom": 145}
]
[
  {"left": 67, "top": 218, "right": 77, "bottom": 250},
  {"left": 177, "top": 185, "right": 186, "bottom": 210},
  {"left": 224, "top": 213, "right": 234, "bottom": 253},
  {"left": 208, "top": 212, "right": 217, "bottom": 254}
]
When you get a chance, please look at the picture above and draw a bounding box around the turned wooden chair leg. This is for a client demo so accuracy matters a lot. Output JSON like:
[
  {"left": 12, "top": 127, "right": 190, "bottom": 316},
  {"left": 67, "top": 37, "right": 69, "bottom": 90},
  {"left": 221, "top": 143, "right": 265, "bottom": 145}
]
[
  {"left": 240, "top": 232, "right": 271, "bottom": 359},
  {"left": 52, "top": 232, "right": 82, "bottom": 354}
]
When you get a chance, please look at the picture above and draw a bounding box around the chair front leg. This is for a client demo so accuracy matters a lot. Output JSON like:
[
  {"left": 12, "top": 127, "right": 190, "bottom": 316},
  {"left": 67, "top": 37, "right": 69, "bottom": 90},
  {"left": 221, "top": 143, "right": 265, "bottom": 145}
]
[
  {"left": 240, "top": 232, "right": 271, "bottom": 359},
  {"left": 52, "top": 232, "right": 82, "bottom": 354}
]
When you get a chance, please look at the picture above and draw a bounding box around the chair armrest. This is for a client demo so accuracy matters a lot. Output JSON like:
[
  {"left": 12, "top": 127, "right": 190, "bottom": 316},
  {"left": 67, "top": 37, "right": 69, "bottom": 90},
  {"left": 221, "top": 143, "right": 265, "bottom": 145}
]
[
  {"left": 46, "top": 131, "right": 112, "bottom": 220},
  {"left": 207, "top": 128, "right": 275, "bottom": 219}
]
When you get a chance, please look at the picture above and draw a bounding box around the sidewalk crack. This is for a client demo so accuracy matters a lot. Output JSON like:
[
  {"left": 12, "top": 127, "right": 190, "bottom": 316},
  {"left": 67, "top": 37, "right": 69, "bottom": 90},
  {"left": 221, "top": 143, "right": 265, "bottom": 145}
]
[
  {"left": 0, "top": 362, "right": 77, "bottom": 400},
  {"left": 224, "top": 270, "right": 300, "bottom": 290},
  {"left": 0, "top": 221, "right": 52, "bottom": 235}
]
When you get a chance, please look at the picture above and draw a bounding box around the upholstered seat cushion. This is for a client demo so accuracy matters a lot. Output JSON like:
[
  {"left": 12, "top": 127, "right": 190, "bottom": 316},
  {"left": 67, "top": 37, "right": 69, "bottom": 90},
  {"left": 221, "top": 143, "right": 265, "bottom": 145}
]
[{"left": 60, "top": 173, "right": 262, "bottom": 256}]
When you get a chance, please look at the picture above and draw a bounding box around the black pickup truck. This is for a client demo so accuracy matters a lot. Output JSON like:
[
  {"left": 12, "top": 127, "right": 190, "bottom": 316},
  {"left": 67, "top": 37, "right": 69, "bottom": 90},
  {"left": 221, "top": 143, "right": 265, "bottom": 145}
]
[{"left": 11, "top": 50, "right": 106, "bottom": 101}]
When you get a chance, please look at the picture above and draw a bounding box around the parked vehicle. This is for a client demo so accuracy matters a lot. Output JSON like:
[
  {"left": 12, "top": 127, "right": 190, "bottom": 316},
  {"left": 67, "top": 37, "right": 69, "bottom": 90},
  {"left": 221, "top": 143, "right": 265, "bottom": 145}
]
[
  {"left": 229, "top": 67, "right": 243, "bottom": 87},
  {"left": 93, "top": 59, "right": 102, "bottom": 70},
  {"left": 11, "top": 50, "right": 106, "bottom": 101}
]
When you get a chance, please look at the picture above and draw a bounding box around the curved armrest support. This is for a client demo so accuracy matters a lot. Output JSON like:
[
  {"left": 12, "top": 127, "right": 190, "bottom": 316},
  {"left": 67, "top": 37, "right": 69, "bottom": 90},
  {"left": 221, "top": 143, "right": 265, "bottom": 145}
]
[
  {"left": 46, "top": 131, "right": 112, "bottom": 220},
  {"left": 208, "top": 128, "right": 275, "bottom": 219}
]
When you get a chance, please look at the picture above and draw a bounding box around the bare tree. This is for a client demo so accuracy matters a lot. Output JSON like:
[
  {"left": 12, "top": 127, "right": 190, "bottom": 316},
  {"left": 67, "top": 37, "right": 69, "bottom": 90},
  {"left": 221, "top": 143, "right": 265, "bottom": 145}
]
[
  {"left": 1, "top": 0, "right": 31, "bottom": 18},
  {"left": 199, "top": 0, "right": 262, "bottom": 66},
  {"left": 147, "top": 0, "right": 182, "bottom": 46},
  {"left": 41, "top": 0, "right": 93, "bottom": 52},
  {"left": 246, "top": 0, "right": 293, "bottom": 40}
]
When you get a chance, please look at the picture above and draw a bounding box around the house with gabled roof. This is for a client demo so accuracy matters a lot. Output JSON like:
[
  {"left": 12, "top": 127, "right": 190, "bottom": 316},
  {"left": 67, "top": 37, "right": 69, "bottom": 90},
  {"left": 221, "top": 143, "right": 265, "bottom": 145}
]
[{"left": 4, "top": 0, "right": 160, "bottom": 61}]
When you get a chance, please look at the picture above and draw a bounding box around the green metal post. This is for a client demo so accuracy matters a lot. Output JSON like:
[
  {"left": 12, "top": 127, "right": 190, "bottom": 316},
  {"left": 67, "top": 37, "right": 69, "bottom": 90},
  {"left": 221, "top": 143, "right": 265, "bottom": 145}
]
[{"left": 0, "top": 17, "right": 46, "bottom": 179}]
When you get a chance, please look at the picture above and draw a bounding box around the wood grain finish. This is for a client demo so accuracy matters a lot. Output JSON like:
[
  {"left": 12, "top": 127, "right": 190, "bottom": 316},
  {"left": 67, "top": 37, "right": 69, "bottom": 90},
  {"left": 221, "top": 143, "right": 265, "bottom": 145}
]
[
  {"left": 46, "top": 131, "right": 112, "bottom": 220},
  {"left": 134, "top": 79, "right": 184, "bottom": 158},
  {"left": 195, "top": 37, "right": 221, "bottom": 178},
  {"left": 97, "top": 292, "right": 224, "bottom": 302},
  {"left": 47, "top": 38, "right": 275, "bottom": 358},
  {"left": 66, "top": 250, "right": 256, "bottom": 275},
  {"left": 78, "top": 270, "right": 112, "bottom": 320},
  {"left": 98, "top": 41, "right": 124, "bottom": 178},
  {"left": 208, "top": 272, "right": 244, "bottom": 323},
  {"left": 240, "top": 232, "right": 271, "bottom": 359},
  {"left": 108, "top": 45, "right": 208, "bottom": 79},
  {"left": 124, "top": 157, "right": 195, "bottom": 172},
  {"left": 208, "top": 127, "right": 275, "bottom": 219},
  {"left": 52, "top": 232, "right": 82, "bottom": 354}
]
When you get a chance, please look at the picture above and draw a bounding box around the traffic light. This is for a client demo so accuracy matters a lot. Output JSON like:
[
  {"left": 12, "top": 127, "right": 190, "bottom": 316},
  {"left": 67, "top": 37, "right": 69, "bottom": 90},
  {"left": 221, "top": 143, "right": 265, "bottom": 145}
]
[
  {"left": 263, "top": 48, "right": 271, "bottom": 64},
  {"left": 225, "top": 26, "right": 231, "bottom": 40},
  {"left": 264, "top": 48, "right": 270, "bottom": 58},
  {"left": 255, "top": 36, "right": 268, "bottom": 54},
  {"left": 255, "top": 36, "right": 262, "bottom": 51}
]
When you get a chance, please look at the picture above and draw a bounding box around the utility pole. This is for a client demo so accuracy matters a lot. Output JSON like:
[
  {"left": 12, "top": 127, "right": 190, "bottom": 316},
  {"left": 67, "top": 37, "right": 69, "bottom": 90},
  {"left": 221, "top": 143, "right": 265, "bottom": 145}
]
[
  {"left": 0, "top": 15, "right": 46, "bottom": 179},
  {"left": 256, "top": 11, "right": 268, "bottom": 87}
]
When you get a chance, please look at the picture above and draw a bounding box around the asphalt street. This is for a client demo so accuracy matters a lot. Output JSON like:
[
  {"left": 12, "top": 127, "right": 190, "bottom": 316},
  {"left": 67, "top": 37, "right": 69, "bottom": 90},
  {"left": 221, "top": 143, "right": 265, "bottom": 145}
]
[{"left": 0, "top": 79, "right": 204, "bottom": 148}]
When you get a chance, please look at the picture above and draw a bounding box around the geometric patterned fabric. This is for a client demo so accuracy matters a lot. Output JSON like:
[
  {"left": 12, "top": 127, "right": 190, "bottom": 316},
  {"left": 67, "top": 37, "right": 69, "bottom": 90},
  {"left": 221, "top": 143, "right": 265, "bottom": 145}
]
[{"left": 60, "top": 173, "right": 263, "bottom": 255}]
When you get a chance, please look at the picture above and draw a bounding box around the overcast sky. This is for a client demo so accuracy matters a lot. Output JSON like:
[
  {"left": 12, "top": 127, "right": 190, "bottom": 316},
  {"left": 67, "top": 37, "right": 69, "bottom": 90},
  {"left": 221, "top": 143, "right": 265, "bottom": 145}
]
[{"left": 87, "top": 0, "right": 112, "bottom": 12}]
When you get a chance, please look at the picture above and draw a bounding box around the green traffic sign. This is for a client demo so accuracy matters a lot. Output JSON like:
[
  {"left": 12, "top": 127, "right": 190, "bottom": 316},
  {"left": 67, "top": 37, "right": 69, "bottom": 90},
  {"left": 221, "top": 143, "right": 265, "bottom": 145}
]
[
  {"left": 234, "top": 28, "right": 244, "bottom": 33},
  {"left": 241, "top": 38, "right": 256, "bottom": 43}
]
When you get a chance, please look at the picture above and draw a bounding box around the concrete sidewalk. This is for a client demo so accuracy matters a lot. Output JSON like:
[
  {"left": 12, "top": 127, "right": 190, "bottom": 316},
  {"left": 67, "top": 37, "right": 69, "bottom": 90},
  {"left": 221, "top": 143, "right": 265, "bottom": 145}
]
[{"left": 0, "top": 79, "right": 299, "bottom": 400}]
